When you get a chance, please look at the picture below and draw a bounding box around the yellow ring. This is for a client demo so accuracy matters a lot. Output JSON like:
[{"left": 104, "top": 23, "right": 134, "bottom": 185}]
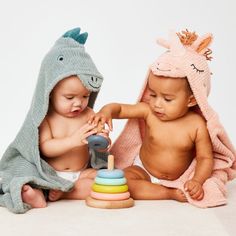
[{"left": 92, "top": 184, "right": 128, "bottom": 193}]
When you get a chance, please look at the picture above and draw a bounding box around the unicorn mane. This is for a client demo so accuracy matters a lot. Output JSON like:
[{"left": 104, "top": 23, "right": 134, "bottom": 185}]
[{"left": 157, "top": 29, "right": 213, "bottom": 61}]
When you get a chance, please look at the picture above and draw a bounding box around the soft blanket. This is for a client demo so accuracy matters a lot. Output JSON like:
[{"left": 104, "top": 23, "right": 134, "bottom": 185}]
[
  {"left": 0, "top": 28, "right": 107, "bottom": 213},
  {"left": 111, "top": 30, "right": 236, "bottom": 207}
]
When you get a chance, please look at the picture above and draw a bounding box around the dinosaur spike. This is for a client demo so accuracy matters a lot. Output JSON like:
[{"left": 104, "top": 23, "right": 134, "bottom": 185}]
[
  {"left": 76, "top": 32, "right": 88, "bottom": 45},
  {"left": 63, "top": 27, "right": 81, "bottom": 38},
  {"left": 62, "top": 28, "right": 88, "bottom": 45}
]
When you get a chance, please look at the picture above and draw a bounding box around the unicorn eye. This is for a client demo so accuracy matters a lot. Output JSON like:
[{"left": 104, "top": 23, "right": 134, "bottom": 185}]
[
  {"left": 191, "top": 64, "right": 204, "bottom": 73},
  {"left": 57, "top": 55, "right": 64, "bottom": 61}
]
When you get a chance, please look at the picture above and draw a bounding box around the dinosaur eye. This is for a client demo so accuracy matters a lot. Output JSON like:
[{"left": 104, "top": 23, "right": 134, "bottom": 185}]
[
  {"left": 191, "top": 64, "right": 204, "bottom": 73},
  {"left": 91, "top": 76, "right": 98, "bottom": 82},
  {"left": 57, "top": 55, "right": 64, "bottom": 61}
]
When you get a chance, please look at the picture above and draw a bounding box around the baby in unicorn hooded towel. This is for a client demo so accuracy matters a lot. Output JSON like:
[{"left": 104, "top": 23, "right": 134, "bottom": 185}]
[
  {"left": 91, "top": 30, "right": 236, "bottom": 207},
  {"left": 0, "top": 28, "right": 108, "bottom": 213}
]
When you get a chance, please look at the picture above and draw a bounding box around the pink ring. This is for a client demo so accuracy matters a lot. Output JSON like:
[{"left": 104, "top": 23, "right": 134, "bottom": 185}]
[{"left": 90, "top": 191, "right": 130, "bottom": 201}]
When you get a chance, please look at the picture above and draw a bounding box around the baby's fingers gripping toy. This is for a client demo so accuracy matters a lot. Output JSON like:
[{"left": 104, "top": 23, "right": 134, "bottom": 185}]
[
  {"left": 87, "top": 122, "right": 110, "bottom": 151},
  {"left": 86, "top": 155, "right": 134, "bottom": 209}
]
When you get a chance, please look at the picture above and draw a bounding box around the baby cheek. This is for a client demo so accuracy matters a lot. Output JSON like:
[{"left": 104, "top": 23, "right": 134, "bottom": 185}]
[
  {"left": 64, "top": 101, "right": 73, "bottom": 110},
  {"left": 149, "top": 102, "right": 155, "bottom": 111},
  {"left": 165, "top": 103, "right": 178, "bottom": 114},
  {"left": 84, "top": 99, "right": 90, "bottom": 107}
]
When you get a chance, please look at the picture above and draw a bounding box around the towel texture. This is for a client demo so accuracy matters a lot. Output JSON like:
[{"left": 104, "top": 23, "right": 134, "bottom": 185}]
[
  {"left": 0, "top": 27, "right": 106, "bottom": 213},
  {"left": 111, "top": 30, "right": 236, "bottom": 207}
]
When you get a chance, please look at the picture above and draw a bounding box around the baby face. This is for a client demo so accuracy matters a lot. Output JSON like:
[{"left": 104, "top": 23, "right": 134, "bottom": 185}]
[
  {"left": 148, "top": 72, "right": 194, "bottom": 121},
  {"left": 50, "top": 76, "right": 91, "bottom": 118}
]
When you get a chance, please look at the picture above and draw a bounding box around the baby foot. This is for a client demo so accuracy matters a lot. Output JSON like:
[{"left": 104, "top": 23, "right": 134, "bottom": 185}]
[
  {"left": 171, "top": 188, "right": 188, "bottom": 202},
  {"left": 48, "top": 189, "right": 64, "bottom": 201},
  {"left": 21, "top": 185, "right": 47, "bottom": 208}
]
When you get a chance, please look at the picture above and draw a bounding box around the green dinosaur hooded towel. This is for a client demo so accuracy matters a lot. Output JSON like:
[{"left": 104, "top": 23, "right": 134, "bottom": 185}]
[{"left": 0, "top": 28, "right": 106, "bottom": 213}]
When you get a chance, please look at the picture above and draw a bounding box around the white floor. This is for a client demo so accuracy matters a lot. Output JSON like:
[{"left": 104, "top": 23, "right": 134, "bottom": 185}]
[{"left": 1, "top": 180, "right": 236, "bottom": 236}]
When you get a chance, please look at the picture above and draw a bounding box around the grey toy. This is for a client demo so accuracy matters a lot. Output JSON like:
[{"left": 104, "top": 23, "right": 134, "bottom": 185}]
[{"left": 87, "top": 135, "right": 110, "bottom": 150}]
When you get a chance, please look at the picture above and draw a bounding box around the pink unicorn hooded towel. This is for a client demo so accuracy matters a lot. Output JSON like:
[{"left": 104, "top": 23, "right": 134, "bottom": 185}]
[{"left": 110, "top": 30, "right": 236, "bottom": 208}]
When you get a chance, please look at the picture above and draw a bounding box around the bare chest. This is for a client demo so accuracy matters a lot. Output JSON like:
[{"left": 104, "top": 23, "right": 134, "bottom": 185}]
[
  {"left": 146, "top": 115, "right": 195, "bottom": 150},
  {"left": 49, "top": 116, "right": 88, "bottom": 138}
]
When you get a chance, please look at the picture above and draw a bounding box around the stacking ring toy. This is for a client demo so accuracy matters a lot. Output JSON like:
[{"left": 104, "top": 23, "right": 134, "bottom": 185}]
[
  {"left": 97, "top": 169, "right": 124, "bottom": 179},
  {"left": 85, "top": 154, "right": 135, "bottom": 209},
  {"left": 86, "top": 196, "right": 134, "bottom": 209},
  {"left": 87, "top": 135, "right": 109, "bottom": 150},
  {"left": 92, "top": 183, "right": 128, "bottom": 193},
  {"left": 90, "top": 191, "right": 130, "bottom": 201},
  {"left": 95, "top": 176, "right": 127, "bottom": 186}
]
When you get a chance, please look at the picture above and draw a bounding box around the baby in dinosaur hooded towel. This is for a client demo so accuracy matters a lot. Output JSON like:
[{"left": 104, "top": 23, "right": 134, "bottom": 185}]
[
  {"left": 105, "top": 30, "right": 236, "bottom": 208},
  {"left": 0, "top": 28, "right": 107, "bottom": 213}
]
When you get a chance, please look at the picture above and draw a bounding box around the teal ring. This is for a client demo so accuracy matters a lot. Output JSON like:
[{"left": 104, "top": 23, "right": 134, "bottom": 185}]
[
  {"left": 97, "top": 169, "right": 124, "bottom": 179},
  {"left": 95, "top": 176, "right": 127, "bottom": 186}
]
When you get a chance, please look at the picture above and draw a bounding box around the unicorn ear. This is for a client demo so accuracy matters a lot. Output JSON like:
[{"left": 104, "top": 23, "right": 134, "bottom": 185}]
[
  {"left": 156, "top": 38, "right": 170, "bottom": 49},
  {"left": 192, "top": 33, "right": 213, "bottom": 54}
]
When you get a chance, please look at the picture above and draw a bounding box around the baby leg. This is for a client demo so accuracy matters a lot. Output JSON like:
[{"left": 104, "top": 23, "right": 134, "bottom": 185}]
[
  {"left": 124, "top": 166, "right": 187, "bottom": 202},
  {"left": 21, "top": 185, "right": 47, "bottom": 208},
  {"left": 49, "top": 168, "right": 97, "bottom": 201}
]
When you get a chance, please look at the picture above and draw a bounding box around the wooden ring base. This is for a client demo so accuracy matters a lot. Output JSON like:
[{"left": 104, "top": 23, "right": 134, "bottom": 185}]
[{"left": 85, "top": 196, "right": 134, "bottom": 209}]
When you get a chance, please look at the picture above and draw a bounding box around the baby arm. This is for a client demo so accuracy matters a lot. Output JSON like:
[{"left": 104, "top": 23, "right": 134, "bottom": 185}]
[
  {"left": 184, "top": 119, "right": 214, "bottom": 200},
  {"left": 90, "top": 102, "right": 149, "bottom": 131},
  {"left": 39, "top": 119, "right": 97, "bottom": 158}
]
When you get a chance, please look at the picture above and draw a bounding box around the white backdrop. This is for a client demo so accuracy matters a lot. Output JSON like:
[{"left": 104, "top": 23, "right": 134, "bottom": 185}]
[{"left": 0, "top": 0, "right": 235, "bottom": 157}]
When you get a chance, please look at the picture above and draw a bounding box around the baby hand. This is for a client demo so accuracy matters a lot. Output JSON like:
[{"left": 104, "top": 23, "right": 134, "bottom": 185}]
[
  {"left": 89, "top": 111, "right": 113, "bottom": 131},
  {"left": 184, "top": 179, "right": 204, "bottom": 201},
  {"left": 71, "top": 123, "right": 97, "bottom": 147}
]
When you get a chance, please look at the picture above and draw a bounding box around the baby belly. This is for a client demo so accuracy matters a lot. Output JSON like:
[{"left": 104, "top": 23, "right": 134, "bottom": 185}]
[
  {"left": 45, "top": 149, "right": 89, "bottom": 171},
  {"left": 140, "top": 151, "right": 193, "bottom": 180}
]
